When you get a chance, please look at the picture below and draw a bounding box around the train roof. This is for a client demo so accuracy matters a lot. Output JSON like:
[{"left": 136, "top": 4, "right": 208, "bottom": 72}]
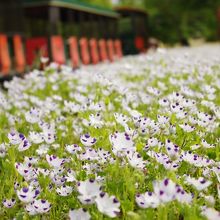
[{"left": 23, "top": 0, "right": 120, "bottom": 18}]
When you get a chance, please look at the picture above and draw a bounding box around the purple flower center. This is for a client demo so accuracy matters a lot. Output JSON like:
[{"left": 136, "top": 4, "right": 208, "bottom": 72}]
[
  {"left": 159, "top": 190, "right": 164, "bottom": 195},
  {"left": 85, "top": 134, "right": 90, "bottom": 138},
  {"left": 164, "top": 179, "right": 169, "bottom": 186},
  {"left": 100, "top": 192, "right": 105, "bottom": 198},
  {"left": 22, "top": 187, "right": 29, "bottom": 193}
]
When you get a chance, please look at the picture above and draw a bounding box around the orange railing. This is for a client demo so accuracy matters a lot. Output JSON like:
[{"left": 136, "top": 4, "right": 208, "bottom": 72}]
[{"left": 0, "top": 34, "right": 123, "bottom": 76}]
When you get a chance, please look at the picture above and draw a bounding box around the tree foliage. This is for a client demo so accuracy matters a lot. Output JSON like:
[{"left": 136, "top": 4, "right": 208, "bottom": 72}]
[
  {"left": 83, "top": 0, "right": 220, "bottom": 44},
  {"left": 142, "top": 0, "right": 220, "bottom": 44}
]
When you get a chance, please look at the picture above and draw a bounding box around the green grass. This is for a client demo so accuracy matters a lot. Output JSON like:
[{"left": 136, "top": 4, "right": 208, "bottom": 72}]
[{"left": 0, "top": 47, "right": 219, "bottom": 219}]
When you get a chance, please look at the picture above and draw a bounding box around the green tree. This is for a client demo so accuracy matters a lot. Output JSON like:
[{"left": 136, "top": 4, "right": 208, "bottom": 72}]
[
  {"left": 143, "top": 0, "right": 220, "bottom": 43},
  {"left": 81, "top": 0, "right": 220, "bottom": 43},
  {"left": 113, "top": 0, "right": 220, "bottom": 44}
]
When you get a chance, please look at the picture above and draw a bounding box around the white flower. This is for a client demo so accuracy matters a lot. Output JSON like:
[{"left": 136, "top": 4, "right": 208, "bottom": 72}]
[
  {"left": 18, "top": 138, "right": 31, "bottom": 152},
  {"left": 179, "top": 123, "right": 195, "bottom": 132},
  {"left": 201, "top": 207, "right": 220, "bottom": 220},
  {"left": 147, "top": 137, "right": 159, "bottom": 147},
  {"left": 201, "top": 139, "right": 215, "bottom": 149},
  {"left": 170, "top": 102, "right": 184, "bottom": 114},
  {"left": 169, "top": 123, "right": 176, "bottom": 134},
  {"left": 77, "top": 179, "right": 102, "bottom": 204},
  {"left": 24, "top": 156, "right": 39, "bottom": 165},
  {"left": 175, "top": 185, "right": 192, "bottom": 203},
  {"left": 39, "top": 168, "right": 50, "bottom": 177},
  {"left": 82, "top": 163, "right": 101, "bottom": 174},
  {"left": 80, "top": 134, "right": 97, "bottom": 147},
  {"left": 69, "top": 208, "right": 91, "bottom": 220},
  {"left": 128, "top": 109, "right": 142, "bottom": 118},
  {"left": 8, "top": 131, "right": 24, "bottom": 145},
  {"left": 124, "top": 126, "right": 138, "bottom": 139},
  {"left": 165, "top": 139, "right": 180, "bottom": 159},
  {"left": 126, "top": 151, "right": 147, "bottom": 170},
  {"left": 51, "top": 174, "right": 66, "bottom": 186},
  {"left": 153, "top": 178, "right": 176, "bottom": 203},
  {"left": 190, "top": 144, "right": 200, "bottom": 150},
  {"left": 32, "top": 199, "right": 51, "bottom": 214},
  {"left": 46, "top": 154, "right": 66, "bottom": 168},
  {"left": 40, "top": 56, "right": 49, "bottom": 64},
  {"left": 136, "top": 192, "right": 160, "bottom": 208},
  {"left": 114, "top": 113, "right": 130, "bottom": 127},
  {"left": 29, "top": 131, "right": 44, "bottom": 144},
  {"left": 212, "top": 167, "right": 220, "bottom": 183},
  {"left": 56, "top": 185, "right": 73, "bottom": 196},
  {"left": 40, "top": 121, "right": 56, "bottom": 144},
  {"left": 157, "top": 115, "right": 169, "bottom": 125},
  {"left": 79, "top": 148, "right": 99, "bottom": 161},
  {"left": 176, "top": 110, "right": 188, "bottom": 119},
  {"left": 2, "top": 198, "right": 16, "bottom": 208},
  {"left": 25, "top": 107, "right": 41, "bottom": 123},
  {"left": 65, "top": 169, "right": 77, "bottom": 182},
  {"left": 158, "top": 98, "right": 169, "bottom": 107},
  {"left": 17, "top": 186, "right": 40, "bottom": 203},
  {"left": 36, "top": 144, "right": 49, "bottom": 155},
  {"left": 181, "top": 151, "right": 214, "bottom": 167},
  {"left": 95, "top": 192, "right": 120, "bottom": 218},
  {"left": 96, "top": 148, "right": 113, "bottom": 164},
  {"left": 25, "top": 202, "right": 38, "bottom": 215},
  {"left": 88, "top": 102, "right": 104, "bottom": 111},
  {"left": 138, "top": 178, "right": 192, "bottom": 207},
  {"left": 200, "top": 193, "right": 215, "bottom": 206},
  {"left": 0, "top": 143, "right": 7, "bottom": 157},
  {"left": 188, "top": 116, "right": 198, "bottom": 125},
  {"left": 64, "top": 100, "right": 81, "bottom": 113},
  {"left": 15, "top": 162, "right": 38, "bottom": 181},
  {"left": 147, "top": 87, "right": 160, "bottom": 96},
  {"left": 154, "top": 152, "right": 179, "bottom": 170},
  {"left": 185, "top": 176, "right": 212, "bottom": 191},
  {"left": 109, "top": 131, "right": 135, "bottom": 154},
  {"left": 43, "top": 131, "right": 56, "bottom": 144},
  {"left": 139, "top": 117, "right": 151, "bottom": 130},
  {"left": 88, "top": 113, "right": 104, "bottom": 128}
]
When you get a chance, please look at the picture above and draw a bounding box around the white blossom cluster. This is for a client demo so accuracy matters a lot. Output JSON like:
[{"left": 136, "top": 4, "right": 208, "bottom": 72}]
[{"left": 0, "top": 45, "right": 220, "bottom": 219}]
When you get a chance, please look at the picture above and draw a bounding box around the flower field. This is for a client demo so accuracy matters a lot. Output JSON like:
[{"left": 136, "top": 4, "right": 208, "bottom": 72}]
[{"left": 0, "top": 45, "right": 220, "bottom": 220}]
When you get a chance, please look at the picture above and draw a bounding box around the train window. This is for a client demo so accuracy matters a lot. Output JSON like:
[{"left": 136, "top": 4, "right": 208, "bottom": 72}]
[
  {"left": 118, "top": 17, "right": 132, "bottom": 35},
  {"left": 0, "top": 17, "right": 3, "bottom": 33},
  {"left": 134, "top": 15, "right": 147, "bottom": 36},
  {"left": 25, "top": 18, "right": 50, "bottom": 37}
]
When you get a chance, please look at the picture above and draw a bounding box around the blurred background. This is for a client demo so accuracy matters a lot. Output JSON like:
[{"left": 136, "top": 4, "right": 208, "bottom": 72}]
[
  {"left": 103, "top": 0, "right": 220, "bottom": 45},
  {"left": 0, "top": 0, "right": 219, "bottom": 75},
  {"left": 113, "top": 0, "right": 220, "bottom": 44},
  {"left": 0, "top": 0, "right": 219, "bottom": 46}
]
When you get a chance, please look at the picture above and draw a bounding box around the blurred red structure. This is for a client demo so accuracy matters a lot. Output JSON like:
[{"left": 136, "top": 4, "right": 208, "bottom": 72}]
[
  {"left": 114, "top": 39, "right": 123, "bottom": 58},
  {"left": 68, "top": 37, "right": 80, "bottom": 68},
  {"left": 26, "top": 37, "right": 48, "bottom": 66},
  {"left": 0, "top": 1, "right": 152, "bottom": 76},
  {"left": 107, "top": 39, "right": 115, "bottom": 62},
  {"left": 135, "top": 36, "right": 146, "bottom": 53},
  {"left": 89, "top": 38, "right": 100, "bottom": 64},
  {"left": 80, "top": 38, "right": 90, "bottom": 65},
  {"left": 98, "top": 39, "right": 108, "bottom": 62},
  {"left": 13, "top": 35, "right": 26, "bottom": 73},
  {"left": 51, "top": 36, "right": 66, "bottom": 65},
  {"left": 0, "top": 35, "right": 11, "bottom": 75}
]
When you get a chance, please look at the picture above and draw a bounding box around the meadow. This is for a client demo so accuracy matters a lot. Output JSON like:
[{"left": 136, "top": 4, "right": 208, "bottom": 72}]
[{"left": 0, "top": 45, "right": 219, "bottom": 220}]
